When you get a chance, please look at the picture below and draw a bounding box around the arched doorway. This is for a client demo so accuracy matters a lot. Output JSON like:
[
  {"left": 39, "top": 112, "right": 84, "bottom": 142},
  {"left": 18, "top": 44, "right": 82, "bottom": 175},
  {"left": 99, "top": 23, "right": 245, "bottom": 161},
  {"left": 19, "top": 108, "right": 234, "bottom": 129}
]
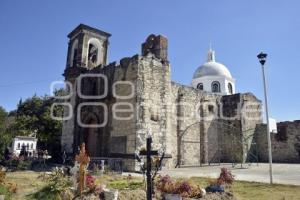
[{"left": 84, "top": 118, "right": 99, "bottom": 157}]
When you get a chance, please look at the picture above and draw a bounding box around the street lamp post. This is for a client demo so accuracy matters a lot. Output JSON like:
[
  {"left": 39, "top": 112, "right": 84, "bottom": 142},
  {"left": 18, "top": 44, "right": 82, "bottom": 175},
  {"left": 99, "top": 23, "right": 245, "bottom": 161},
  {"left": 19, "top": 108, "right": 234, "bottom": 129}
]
[{"left": 257, "top": 52, "right": 273, "bottom": 184}]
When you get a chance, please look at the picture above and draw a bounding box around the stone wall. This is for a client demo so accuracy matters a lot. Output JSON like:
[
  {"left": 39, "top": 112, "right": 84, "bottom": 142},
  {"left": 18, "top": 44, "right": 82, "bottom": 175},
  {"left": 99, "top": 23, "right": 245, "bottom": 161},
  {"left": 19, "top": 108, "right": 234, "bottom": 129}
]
[
  {"left": 61, "top": 27, "right": 266, "bottom": 171},
  {"left": 62, "top": 54, "right": 140, "bottom": 170},
  {"left": 254, "top": 120, "right": 300, "bottom": 163},
  {"left": 135, "top": 53, "right": 173, "bottom": 169},
  {"left": 220, "top": 93, "right": 262, "bottom": 163},
  {"left": 170, "top": 83, "right": 203, "bottom": 166},
  {"left": 168, "top": 88, "right": 262, "bottom": 166}
]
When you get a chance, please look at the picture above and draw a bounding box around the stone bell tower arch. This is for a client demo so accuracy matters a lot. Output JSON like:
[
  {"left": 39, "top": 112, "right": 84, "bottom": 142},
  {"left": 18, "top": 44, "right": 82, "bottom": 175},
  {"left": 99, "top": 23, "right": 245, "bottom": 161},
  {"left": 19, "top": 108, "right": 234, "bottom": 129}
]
[{"left": 66, "top": 24, "right": 111, "bottom": 69}]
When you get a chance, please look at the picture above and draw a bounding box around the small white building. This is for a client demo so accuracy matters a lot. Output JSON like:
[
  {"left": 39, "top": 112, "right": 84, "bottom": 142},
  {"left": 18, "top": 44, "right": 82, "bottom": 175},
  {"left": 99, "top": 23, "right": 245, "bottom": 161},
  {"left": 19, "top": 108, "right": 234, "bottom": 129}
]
[
  {"left": 12, "top": 136, "right": 38, "bottom": 157},
  {"left": 192, "top": 48, "right": 235, "bottom": 95}
]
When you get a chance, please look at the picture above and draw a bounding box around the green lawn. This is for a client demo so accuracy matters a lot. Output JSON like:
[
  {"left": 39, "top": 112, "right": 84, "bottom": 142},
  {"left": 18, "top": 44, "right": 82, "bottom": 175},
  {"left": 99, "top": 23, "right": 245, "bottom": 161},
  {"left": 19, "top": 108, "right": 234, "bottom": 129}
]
[{"left": 2, "top": 171, "right": 300, "bottom": 200}]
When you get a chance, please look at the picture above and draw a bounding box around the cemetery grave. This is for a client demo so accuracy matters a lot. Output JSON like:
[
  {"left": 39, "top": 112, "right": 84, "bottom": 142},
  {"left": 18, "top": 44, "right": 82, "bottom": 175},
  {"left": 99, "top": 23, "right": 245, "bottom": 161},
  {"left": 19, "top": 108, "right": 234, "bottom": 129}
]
[{"left": 1, "top": 143, "right": 300, "bottom": 200}]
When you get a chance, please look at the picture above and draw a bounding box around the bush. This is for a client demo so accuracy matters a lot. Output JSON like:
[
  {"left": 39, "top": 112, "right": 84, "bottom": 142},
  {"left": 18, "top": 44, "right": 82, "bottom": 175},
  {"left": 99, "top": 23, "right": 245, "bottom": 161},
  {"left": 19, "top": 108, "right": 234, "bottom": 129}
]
[
  {"left": 29, "top": 168, "right": 72, "bottom": 200},
  {"left": 29, "top": 185, "right": 62, "bottom": 200},
  {"left": 17, "top": 160, "right": 32, "bottom": 170},
  {"left": 45, "top": 168, "right": 72, "bottom": 193},
  {"left": 216, "top": 168, "right": 235, "bottom": 185},
  {"left": 3, "top": 156, "right": 33, "bottom": 171}
]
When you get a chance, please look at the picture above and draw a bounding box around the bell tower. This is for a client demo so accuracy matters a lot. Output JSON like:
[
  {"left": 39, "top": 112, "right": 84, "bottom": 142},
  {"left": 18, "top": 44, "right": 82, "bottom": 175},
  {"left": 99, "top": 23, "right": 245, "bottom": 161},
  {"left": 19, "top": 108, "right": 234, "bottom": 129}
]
[
  {"left": 61, "top": 25, "right": 111, "bottom": 154},
  {"left": 66, "top": 24, "right": 111, "bottom": 69}
]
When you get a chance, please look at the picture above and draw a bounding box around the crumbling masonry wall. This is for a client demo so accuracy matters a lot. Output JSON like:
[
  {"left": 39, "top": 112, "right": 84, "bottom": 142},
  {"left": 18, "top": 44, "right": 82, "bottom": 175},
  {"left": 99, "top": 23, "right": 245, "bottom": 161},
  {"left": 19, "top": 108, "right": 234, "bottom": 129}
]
[
  {"left": 61, "top": 26, "right": 266, "bottom": 171},
  {"left": 254, "top": 120, "right": 300, "bottom": 163}
]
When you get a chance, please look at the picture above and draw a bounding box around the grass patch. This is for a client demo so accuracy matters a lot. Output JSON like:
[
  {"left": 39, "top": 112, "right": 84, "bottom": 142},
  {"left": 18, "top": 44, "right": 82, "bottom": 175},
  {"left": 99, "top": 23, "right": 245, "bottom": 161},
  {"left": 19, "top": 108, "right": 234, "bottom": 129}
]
[
  {"left": 0, "top": 184, "right": 12, "bottom": 200},
  {"left": 108, "top": 180, "right": 144, "bottom": 190},
  {"left": 5, "top": 171, "right": 47, "bottom": 200},
  {"left": 190, "top": 177, "right": 300, "bottom": 200},
  {"left": 4, "top": 171, "right": 300, "bottom": 200},
  {"left": 95, "top": 174, "right": 144, "bottom": 190}
]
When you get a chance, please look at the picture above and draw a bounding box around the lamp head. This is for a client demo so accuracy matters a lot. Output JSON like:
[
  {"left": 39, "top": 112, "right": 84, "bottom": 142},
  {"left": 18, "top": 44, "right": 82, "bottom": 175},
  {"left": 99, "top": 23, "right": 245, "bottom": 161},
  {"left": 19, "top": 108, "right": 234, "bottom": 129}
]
[{"left": 257, "top": 52, "right": 268, "bottom": 65}]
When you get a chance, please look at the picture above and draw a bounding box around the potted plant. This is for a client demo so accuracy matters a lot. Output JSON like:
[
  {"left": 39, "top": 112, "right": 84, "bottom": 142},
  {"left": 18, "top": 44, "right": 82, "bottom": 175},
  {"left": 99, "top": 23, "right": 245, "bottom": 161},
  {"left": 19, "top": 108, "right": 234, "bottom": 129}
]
[{"left": 156, "top": 175, "right": 182, "bottom": 200}]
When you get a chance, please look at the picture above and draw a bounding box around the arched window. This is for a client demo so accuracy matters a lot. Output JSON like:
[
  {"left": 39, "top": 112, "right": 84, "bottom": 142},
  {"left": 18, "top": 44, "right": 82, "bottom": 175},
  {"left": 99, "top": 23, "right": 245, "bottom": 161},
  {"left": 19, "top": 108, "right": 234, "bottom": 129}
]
[
  {"left": 88, "top": 43, "right": 98, "bottom": 64},
  {"left": 70, "top": 39, "right": 79, "bottom": 67},
  {"left": 228, "top": 83, "right": 233, "bottom": 94},
  {"left": 211, "top": 81, "right": 221, "bottom": 93},
  {"left": 197, "top": 83, "right": 204, "bottom": 90},
  {"left": 17, "top": 143, "right": 20, "bottom": 149},
  {"left": 87, "top": 38, "right": 102, "bottom": 67}
]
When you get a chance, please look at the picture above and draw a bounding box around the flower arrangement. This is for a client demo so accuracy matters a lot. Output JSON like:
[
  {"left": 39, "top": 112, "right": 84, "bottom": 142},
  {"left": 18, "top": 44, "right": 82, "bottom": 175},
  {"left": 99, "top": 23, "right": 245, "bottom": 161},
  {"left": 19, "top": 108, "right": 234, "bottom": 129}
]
[
  {"left": 84, "top": 174, "right": 106, "bottom": 197},
  {"left": 156, "top": 175, "right": 205, "bottom": 198},
  {"left": 206, "top": 167, "right": 235, "bottom": 193},
  {"left": 216, "top": 167, "right": 235, "bottom": 185},
  {"left": 86, "top": 174, "right": 95, "bottom": 190}
]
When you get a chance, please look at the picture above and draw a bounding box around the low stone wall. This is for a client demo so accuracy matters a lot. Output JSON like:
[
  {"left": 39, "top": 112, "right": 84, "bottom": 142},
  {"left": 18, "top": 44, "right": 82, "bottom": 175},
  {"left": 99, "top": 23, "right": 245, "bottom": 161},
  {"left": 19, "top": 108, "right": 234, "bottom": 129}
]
[{"left": 254, "top": 120, "right": 300, "bottom": 163}]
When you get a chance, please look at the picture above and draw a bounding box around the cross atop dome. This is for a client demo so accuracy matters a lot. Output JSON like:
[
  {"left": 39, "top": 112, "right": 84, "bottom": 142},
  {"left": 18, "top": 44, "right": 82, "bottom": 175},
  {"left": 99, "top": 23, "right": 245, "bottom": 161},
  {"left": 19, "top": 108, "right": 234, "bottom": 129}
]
[{"left": 207, "top": 48, "right": 216, "bottom": 62}]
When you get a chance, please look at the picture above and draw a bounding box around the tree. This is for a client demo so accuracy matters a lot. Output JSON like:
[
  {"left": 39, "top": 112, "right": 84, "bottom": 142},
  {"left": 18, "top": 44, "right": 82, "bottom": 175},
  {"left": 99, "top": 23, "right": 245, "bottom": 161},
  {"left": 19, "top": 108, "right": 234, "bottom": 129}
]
[
  {"left": 0, "top": 106, "right": 11, "bottom": 161},
  {"left": 9, "top": 90, "right": 64, "bottom": 162},
  {"left": 0, "top": 106, "right": 7, "bottom": 132}
]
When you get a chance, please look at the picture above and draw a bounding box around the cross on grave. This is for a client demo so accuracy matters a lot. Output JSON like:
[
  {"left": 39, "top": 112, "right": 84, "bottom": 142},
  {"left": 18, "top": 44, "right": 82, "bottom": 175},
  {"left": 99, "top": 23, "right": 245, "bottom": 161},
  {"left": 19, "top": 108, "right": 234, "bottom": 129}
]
[
  {"left": 137, "top": 137, "right": 159, "bottom": 200},
  {"left": 75, "top": 143, "right": 90, "bottom": 196}
]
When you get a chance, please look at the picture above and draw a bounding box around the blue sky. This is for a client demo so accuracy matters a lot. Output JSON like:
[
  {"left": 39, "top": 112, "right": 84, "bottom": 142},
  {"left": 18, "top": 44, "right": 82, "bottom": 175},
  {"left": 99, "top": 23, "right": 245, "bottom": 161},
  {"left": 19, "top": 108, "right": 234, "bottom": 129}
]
[{"left": 0, "top": 0, "right": 299, "bottom": 121}]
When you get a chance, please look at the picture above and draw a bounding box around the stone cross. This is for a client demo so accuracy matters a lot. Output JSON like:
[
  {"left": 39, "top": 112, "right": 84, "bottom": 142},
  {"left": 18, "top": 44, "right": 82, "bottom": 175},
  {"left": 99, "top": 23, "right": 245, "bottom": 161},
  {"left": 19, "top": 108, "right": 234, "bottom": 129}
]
[{"left": 75, "top": 143, "right": 90, "bottom": 195}]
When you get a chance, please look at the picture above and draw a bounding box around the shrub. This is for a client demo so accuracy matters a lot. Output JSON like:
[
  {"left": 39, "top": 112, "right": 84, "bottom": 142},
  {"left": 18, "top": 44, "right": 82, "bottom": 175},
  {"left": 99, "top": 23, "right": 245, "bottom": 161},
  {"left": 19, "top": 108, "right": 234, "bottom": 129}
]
[
  {"left": 16, "top": 160, "right": 32, "bottom": 170},
  {"left": 216, "top": 168, "right": 235, "bottom": 185},
  {"left": 31, "top": 185, "right": 61, "bottom": 200},
  {"left": 46, "top": 168, "right": 72, "bottom": 193},
  {"left": 30, "top": 168, "right": 72, "bottom": 200}
]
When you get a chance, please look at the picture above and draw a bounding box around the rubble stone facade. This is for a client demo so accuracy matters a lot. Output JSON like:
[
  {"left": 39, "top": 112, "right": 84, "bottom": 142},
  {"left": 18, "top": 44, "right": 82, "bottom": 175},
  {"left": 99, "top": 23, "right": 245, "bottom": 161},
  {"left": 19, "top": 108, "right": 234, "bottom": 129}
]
[
  {"left": 62, "top": 24, "right": 297, "bottom": 171},
  {"left": 254, "top": 120, "right": 300, "bottom": 163}
]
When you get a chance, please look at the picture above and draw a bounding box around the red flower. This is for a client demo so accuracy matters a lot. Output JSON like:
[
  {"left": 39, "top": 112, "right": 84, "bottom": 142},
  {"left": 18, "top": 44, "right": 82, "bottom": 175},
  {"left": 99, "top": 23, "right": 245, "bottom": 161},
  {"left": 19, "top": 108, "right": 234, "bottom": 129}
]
[{"left": 86, "top": 175, "right": 95, "bottom": 189}]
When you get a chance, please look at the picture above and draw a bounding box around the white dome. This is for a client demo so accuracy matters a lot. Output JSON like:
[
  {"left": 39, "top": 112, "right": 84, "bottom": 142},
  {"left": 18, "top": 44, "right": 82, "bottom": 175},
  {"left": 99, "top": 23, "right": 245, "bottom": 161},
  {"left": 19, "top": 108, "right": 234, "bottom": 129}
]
[
  {"left": 191, "top": 48, "right": 236, "bottom": 95},
  {"left": 193, "top": 61, "right": 232, "bottom": 79}
]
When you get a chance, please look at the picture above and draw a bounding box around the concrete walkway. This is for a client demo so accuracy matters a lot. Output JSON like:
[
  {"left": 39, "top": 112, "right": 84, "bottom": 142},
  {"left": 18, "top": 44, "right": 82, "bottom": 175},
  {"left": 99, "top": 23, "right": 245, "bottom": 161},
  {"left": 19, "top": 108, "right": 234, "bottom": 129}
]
[{"left": 159, "top": 163, "right": 300, "bottom": 186}]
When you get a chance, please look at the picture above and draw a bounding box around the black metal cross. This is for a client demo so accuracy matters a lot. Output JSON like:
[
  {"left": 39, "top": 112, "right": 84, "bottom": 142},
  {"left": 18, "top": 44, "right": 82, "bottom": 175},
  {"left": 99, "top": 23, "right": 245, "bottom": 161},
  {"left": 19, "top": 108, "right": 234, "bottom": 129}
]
[{"left": 137, "top": 137, "right": 158, "bottom": 200}]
